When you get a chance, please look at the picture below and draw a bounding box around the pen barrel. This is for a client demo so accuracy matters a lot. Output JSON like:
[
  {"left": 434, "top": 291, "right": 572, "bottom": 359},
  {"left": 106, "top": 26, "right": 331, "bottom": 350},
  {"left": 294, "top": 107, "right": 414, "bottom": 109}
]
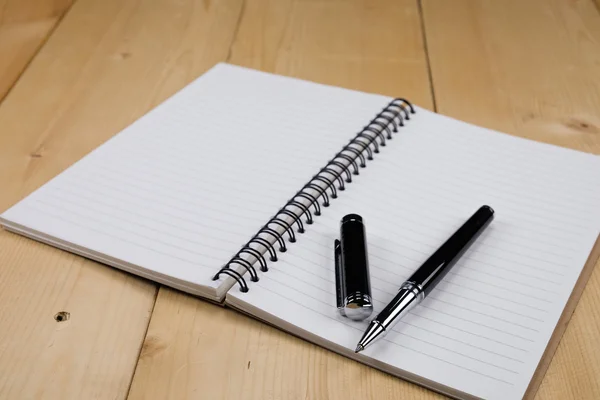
[
  {"left": 409, "top": 205, "right": 494, "bottom": 296},
  {"left": 339, "top": 214, "right": 372, "bottom": 302}
]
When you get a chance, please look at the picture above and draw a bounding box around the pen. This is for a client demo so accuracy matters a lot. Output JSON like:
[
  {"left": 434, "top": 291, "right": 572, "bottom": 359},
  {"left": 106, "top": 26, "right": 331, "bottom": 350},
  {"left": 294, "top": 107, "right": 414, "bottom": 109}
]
[{"left": 355, "top": 205, "right": 494, "bottom": 353}]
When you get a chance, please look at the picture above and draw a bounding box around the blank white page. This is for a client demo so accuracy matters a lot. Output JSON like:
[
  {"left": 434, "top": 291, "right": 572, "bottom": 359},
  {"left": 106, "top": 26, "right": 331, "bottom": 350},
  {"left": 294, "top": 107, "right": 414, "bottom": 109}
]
[
  {"left": 0, "top": 63, "right": 394, "bottom": 301},
  {"left": 227, "top": 106, "right": 600, "bottom": 399}
]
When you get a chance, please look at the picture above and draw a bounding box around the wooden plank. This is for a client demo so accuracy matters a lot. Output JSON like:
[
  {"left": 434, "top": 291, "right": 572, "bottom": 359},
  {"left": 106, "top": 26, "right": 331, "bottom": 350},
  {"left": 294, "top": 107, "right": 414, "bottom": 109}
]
[
  {"left": 127, "top": 0, "right": 438, "bottom": 399},
  {"left": 0, "top": 0, "right": 243, "bottom": 398},
  {"left": 0, "top": 0, "right": 74, "bottom": 102},
  {"left": 225, "top": 0, "right": 432, "bottom": 104},
  {"left": 421, "top": 0, "right": 600, "bottom": 399}
]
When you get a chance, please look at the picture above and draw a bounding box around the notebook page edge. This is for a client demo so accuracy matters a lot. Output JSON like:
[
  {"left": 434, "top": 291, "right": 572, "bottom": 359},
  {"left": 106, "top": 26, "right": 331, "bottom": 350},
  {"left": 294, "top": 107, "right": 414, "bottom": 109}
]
[
  {"left": 0, "top": 216, "right": 228, "bottom": 302},
  {"left": 522, "top": 234, "right": 600, "bottom": 400},
  {"left": 221, "top": 62, "right": 392, "bottom": 103},
  {"left": 0, "top": 62, "right": 243, "bottom": 304},
  {"left": 413, "top": 106, "right": 600, "bottom": 161},
  {"left": 224, "top": 292, "right": 481, "bottom": 400}
]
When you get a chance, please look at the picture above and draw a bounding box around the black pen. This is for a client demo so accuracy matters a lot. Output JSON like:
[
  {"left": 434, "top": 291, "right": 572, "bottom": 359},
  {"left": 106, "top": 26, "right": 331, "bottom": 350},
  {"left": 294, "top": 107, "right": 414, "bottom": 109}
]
[{"left": 355, "top": 205, "right": 494, "bottom": 353}]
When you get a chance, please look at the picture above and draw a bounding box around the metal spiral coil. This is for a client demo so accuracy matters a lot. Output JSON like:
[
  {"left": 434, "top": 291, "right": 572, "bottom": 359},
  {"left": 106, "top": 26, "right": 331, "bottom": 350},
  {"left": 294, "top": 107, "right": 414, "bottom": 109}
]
[{"left": 213, "top": 98, "right": 416, "bottom": 292}]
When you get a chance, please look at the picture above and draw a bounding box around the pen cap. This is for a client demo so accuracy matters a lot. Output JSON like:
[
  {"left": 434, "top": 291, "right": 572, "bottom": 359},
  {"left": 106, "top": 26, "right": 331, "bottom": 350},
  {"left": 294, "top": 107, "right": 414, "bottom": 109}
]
[{"left": 335, "top": 214, "right": 373, "bottom": 321}]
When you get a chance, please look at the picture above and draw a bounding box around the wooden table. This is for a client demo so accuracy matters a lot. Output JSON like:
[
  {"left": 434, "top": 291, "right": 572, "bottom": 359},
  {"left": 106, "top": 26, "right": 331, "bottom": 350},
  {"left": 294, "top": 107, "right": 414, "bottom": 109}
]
[{"left": 1, "top": 0, "right": 599, "bottom": 398}]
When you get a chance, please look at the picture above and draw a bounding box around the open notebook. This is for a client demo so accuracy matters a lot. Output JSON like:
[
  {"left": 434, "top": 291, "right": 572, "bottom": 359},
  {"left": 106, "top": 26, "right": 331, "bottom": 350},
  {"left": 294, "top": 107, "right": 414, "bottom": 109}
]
[{"left": 2, "top": 63, "right": 599, "bottom": 400}]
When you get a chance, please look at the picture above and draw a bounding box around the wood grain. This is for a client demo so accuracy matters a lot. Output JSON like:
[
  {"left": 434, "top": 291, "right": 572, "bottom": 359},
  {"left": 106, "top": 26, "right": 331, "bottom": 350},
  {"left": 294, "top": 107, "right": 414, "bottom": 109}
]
[
  {"left": 2, "top": 0, "right": 600, "bottom": 399},
  {"left": 423, "top": 0, "right": 600, "bottom": 153},
  {"left": 226, "top": 0, "right": 432, "bottom": 105},
  {"left": 421, "top": 0, "right": 600, "bottom": 399},
  {"left": 0, "top": 0, "right": 242, "bottom": 398},
  {"left": 127, "top": 0, "right": 438, "bottom": 399},
  {"left": 0, "top": 232, "right": 155, "bottom": 399},
  {"left": 0, "top": 0, "right": 74, "bottom": 102}
]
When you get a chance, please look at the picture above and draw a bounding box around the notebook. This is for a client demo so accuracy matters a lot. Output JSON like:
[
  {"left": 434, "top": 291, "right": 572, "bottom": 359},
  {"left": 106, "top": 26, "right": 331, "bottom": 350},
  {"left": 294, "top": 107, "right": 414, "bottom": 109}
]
[{"left": 1, "top": 63, "right": 599, "bottom": 400}]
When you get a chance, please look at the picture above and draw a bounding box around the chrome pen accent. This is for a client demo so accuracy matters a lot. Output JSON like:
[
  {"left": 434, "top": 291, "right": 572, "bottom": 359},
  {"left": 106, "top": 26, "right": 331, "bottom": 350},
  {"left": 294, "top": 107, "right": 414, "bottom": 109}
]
[
  {"left": 354, "top": 281, "right": 423, "bottom": 352},
  {"left": 378, "top": 282, "right": 424, "bottom": 327}
]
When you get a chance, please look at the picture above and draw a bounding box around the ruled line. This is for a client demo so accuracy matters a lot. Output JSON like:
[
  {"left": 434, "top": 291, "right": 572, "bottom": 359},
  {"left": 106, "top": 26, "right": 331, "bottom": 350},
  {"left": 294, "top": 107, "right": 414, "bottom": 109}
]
[
  {"left": 250, "top": 281, "right": 517, "bottom": 385},
  {"left": 281, "top": 237, "right": 554, "bottom": 305},
  {"left": 270, "top": 253, "right": 544, "bottom": 335},
  {"left": 294, "top": 229, "right": 562, "bottom": 294},
  {"left": 413, "top": 124, "right": 600, "bottom": 191},
  {"left": 23, "top": 203, "right": 222, "bottom": 268},
  {"left": 29, "top": 199, "right": 236, "bottom": 258}
]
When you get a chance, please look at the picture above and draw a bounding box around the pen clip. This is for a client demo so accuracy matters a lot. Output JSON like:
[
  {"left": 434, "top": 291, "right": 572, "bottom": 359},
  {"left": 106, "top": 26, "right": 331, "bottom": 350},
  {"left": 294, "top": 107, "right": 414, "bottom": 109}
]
[{"left": 334, "top": 239, "right": 344, "bottom": 310}]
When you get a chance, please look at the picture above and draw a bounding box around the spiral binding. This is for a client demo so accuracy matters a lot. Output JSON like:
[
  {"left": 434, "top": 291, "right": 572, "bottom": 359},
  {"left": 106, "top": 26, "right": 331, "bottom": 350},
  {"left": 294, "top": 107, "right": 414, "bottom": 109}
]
[{"left": 213, "top": 98, "right": 416, "bottom": 292}]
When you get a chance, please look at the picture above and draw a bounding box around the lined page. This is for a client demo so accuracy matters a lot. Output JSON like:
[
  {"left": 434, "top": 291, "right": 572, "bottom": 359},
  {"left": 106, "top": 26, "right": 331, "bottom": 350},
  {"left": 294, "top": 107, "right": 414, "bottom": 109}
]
[
  {"left": 0, "top": 63, "right": 393, "bottom": 299},
  {"left": 227, "top": 107, "right": 600, "bottom": 399}
]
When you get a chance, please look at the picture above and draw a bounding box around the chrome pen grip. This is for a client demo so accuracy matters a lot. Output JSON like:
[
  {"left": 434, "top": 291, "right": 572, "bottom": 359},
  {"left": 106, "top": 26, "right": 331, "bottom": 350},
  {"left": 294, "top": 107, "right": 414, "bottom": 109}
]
[
  {"left": 354, "top": 281, "right": 424, "bottom": 352},
  {"left": 376, "top": 282, "right": 424, "bottom": 330}
]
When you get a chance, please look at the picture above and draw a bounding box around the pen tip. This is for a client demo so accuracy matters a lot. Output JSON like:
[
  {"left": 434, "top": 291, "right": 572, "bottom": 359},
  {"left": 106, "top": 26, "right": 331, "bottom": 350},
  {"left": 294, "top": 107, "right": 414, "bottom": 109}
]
[{"left": 355, "top": 344, "right": 364, "bottom": 353}]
